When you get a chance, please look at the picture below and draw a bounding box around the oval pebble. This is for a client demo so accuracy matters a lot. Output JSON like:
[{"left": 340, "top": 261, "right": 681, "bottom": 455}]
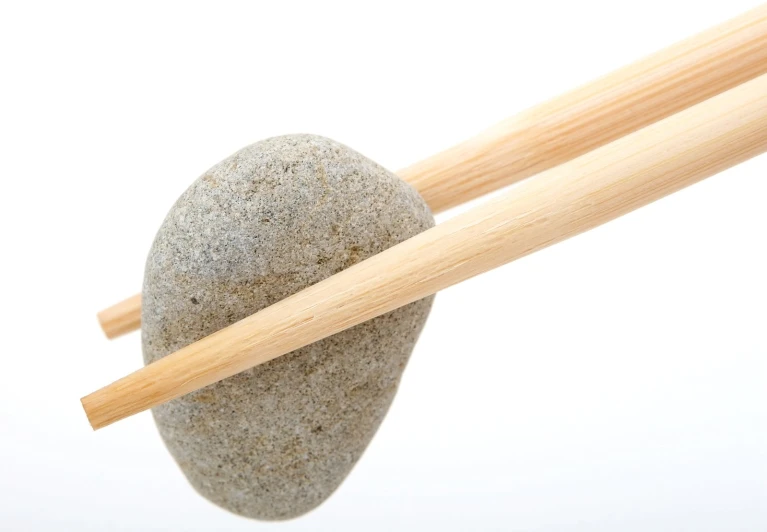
[{"left": 142, "top": 134, "right": 434, "bottom": 520}]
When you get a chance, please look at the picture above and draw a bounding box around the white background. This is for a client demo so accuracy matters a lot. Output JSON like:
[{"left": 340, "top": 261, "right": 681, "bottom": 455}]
[{"left": 1, "top": 1, "right": 765, "bottom": 530}]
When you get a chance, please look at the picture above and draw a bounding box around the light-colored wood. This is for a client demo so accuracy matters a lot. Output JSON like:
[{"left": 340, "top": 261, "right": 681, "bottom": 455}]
[
  {"left": 96, "top": 294, "right": 141, "bottom": 339},
  {"left": 402, "top": 3, "right": 767, "bottom": 212},
  {"left": 82, "top": 73, "right": 767, "bottom": 430},
  {"left": 97, "top": 3, "right": 767, "bottom": 340}
]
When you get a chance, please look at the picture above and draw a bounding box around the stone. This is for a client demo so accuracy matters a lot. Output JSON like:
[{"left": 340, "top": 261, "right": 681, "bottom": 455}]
[{"left": 141, "top": 134, "right": 434, "bottom": 520}]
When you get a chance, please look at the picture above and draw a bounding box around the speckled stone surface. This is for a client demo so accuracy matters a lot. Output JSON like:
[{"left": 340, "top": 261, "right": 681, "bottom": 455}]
[{"left": 141, "top": 134, "right": 434, "bottom": 520}]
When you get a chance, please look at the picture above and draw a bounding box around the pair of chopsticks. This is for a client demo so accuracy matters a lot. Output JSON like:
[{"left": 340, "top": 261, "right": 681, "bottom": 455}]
[{"left": 83, "top": 4, "right": 767, "bottom": 430}]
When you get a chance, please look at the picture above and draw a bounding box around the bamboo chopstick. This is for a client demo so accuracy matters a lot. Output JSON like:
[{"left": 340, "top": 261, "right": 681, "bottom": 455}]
[
  {"left": 96, "top": 3, "right": 767, "bottom": 340},
  {"left": 82, "top": 72, "right": 767, "bottom": 430}
]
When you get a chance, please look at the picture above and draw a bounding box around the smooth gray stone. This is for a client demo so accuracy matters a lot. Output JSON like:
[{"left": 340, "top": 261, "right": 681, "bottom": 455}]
[{"left": 142, "top": 134, "right": 434, "bottom": 520}]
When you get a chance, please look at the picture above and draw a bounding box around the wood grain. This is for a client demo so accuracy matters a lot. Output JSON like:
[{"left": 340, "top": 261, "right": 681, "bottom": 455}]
[
  {"left": 96, "top": 4, "right": 767, "bottom": 339},
  {"left": 82, "top": 73, "right": 767, "bottom": 430}
]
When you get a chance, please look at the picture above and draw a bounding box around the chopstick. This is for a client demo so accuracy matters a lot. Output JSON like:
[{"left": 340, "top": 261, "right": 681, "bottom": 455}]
[
  {"left": 82, "top": 72, "right": 767, "bottom": 430},
  {"left": 96, "top": 3, "right": 767, "bottom": 340}
]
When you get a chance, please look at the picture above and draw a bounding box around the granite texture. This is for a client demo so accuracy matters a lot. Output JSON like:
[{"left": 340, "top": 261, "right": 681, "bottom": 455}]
[{"left": 141, "top": 134, "right": 434, "bottom": 520}]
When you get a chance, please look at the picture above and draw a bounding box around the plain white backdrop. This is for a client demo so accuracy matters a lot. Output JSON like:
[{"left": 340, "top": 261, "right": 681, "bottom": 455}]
[{"left": 1, "top": 1, "right": 765, "bottom": 530}]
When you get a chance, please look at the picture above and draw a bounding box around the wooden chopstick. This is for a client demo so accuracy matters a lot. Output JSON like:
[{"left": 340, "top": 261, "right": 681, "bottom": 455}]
[
  {"left": 96, "top": 4, "right": 767, "bottom": 340},
  {"left": 82, "top": 72, "right": 767, "bottom": 430}
]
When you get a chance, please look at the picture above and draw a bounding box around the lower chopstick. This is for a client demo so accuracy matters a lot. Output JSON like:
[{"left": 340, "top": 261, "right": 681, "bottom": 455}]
[{"left": 82, "top": 73, "right": 767, "bottom": 430}]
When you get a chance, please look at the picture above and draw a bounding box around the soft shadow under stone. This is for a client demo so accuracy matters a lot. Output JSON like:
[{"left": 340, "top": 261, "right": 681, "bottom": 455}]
[{"left": 141, "top": 134, "right": 434, "bottom": 520}]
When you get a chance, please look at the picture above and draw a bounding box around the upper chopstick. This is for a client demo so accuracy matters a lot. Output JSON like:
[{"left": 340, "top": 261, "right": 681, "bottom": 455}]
[
  {"left": 82, "top": 72, "right": 767, "bottom": 430},
  {"left": 97, "top": 3, "right": 767, "bottom": 339}
]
